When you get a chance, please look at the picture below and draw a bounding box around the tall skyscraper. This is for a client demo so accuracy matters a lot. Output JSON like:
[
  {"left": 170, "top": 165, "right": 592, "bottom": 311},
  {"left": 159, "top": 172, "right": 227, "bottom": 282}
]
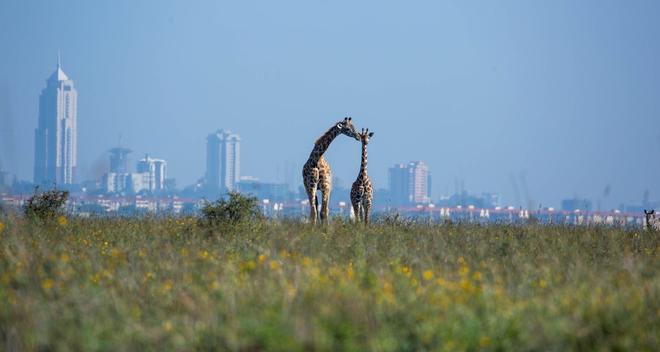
[
  {"left": 408, "top": 161, "right": 431, "bottom": 204},
  {"left": 137, "top": 154, "right": 167, "bottom": 192},
  {"left": 388, "top": 163, "right": 409, "bottom": 206},
  {"left": 388, "top": 161, "right": 431, "bottom": 205},
  {"left": 206, "top": 129, "right": 240, "bottom": 193},
  {"left": 34, "top": 56, "right": 78, "bottom": 185}
]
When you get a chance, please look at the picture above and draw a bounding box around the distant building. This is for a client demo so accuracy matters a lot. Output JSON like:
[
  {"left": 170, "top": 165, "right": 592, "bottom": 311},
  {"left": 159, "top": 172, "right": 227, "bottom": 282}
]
[
  {"left": 137, "top": 155, "right": 167, "bottom": 192},
  {"left": 561, "top": 198, "right": 592, "bottom": 212},
  {"left": 388, "top": 161, "right": 431, "bottom": 205},
  {"left": 163, "top": 178, "right": 177, "bottom": 192},
  {"left": 0, "top": 169, "right": 12, "bottom": 191},
  {"left": 103, "top": 172, "right": 124, "bottom": 193},
  {"left": 34, "top": 56, "right": 78, "bottom": 185},
  {"left": 102, "top": 150, "right": 166, "bottom": 194},
  {"left": 436, "top": 191, "right": 500, "bottom": 209},
  {"left": 388, "top": 164, "right": 409, "bottom": 206},
  {"left": 206, "top": 129, "right": 240, "bottom": 193},
  {"left": 237, "top": 177, "right": 290, "bottom": 202},
  {"left": 408, "top": 161, "right": 431, "bottom": 204},
  {"left": 109, "top": 147, "right": 131, "bottom": 173}
]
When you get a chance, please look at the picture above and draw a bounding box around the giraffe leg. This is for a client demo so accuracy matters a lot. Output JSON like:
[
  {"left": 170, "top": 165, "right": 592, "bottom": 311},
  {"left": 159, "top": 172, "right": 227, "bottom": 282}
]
[
  {"left": 321, "top": 190, "right": 331, "bottom": 224},
  {"left": 364, "top": 201, "right": 372, "bottom": 226},
  {"left": 351, "top": 201, "right": 360, "bottom": 224},
  {"left": 307, "top": 187, "right": 318, "bottom": 225},
  {"left": 304, "top": 168, "right": 320, "bottom": 225},
  {"left": 318, "top": 159, "right": 332, "bottom": 225}
]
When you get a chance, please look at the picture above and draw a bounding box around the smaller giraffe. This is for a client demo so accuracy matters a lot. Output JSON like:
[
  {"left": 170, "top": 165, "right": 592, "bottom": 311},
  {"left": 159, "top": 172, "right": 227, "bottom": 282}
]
[
  {"left": 644, "top": 209, "right": 660, "bottom": 231},
  {"left": 351, "top": 128, "right": 374, "bottom": 225}
]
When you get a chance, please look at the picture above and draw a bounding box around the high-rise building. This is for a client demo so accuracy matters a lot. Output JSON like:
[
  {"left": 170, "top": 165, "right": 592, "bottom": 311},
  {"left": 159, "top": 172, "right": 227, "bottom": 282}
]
[
  {"left": 109, "top": 147, "right": 131, "bottom": 174},
  {"left": 137, "top": 155, "right": 167, "bottom": 192},
  {"left": 102, "top": 149, "right": 166, "bottom": 194},
  {"left": 206, "top": 129, "right": 240, "bottom": 193},
  {"left": 0, "top": 169, "right": 11, "bottom": 191},
  {"left": 388, "top": 163, "right": 409, "bottom": 206},
  {"left": 388, "top": 161, "right": 431, "bottom": 206},
  {"left": 408, "top": 161, "right": 431, "bottom": 204},
  {"left": 34, "top": 56, "right": 78, "bottom": 185}
]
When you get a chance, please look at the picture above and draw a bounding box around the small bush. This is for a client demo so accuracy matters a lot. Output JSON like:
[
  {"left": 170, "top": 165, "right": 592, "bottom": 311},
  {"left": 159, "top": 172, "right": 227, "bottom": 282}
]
[
  {"left": 201, "top": 191, "right": 262, "bottom": 226},
  {"left": 24, "top": 188, "right": 69, "bottom": 221},
  {"left": 376, "top": 210, "right": 415, "bottom": 226}
]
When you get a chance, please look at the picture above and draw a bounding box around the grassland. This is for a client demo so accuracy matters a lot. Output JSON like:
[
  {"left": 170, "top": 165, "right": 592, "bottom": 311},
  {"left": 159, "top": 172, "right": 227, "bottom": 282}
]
[{"left": 0, "top": 216, "right": 658, "bottom": 351}]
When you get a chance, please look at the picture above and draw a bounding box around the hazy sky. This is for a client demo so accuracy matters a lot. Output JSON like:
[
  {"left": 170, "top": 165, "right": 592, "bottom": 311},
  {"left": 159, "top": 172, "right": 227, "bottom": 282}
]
[{"left": 1, "top": 0, "right": 659, "bottom": 208}]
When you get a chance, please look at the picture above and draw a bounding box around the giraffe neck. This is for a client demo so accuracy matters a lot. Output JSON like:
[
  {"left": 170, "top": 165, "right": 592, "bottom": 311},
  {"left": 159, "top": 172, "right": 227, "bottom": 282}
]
[
  {"left": 358, "top": 142, "right": 368, "bottom": 179},
  {"left": 308, "top": 126, "right": 341, "bottom": 162}
]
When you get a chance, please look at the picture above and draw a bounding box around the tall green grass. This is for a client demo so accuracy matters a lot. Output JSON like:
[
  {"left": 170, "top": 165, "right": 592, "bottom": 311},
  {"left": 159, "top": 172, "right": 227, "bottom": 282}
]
[{"left": 0, "top": 217, "right": 657, "bottom": 351}]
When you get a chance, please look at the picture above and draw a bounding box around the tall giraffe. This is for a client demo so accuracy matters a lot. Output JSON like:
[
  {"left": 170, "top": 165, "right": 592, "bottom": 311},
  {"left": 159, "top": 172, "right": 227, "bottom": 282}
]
[
  {"left": 351, "top": 128, "right": 374, "bottom": 225},
  {"left": 303, "top": 117, "right": 360, "bottom": 224}
]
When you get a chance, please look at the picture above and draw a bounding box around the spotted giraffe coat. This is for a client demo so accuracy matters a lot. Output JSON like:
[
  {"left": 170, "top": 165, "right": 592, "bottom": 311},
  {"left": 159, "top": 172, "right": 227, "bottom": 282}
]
[{"left": 351, "top": 130, "right": 374, "bottom": 225}]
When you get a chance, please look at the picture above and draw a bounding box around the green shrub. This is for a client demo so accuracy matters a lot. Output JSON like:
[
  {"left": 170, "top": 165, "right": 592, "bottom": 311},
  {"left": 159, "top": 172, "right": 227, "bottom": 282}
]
[
  {"left": 201, "top": 191, "right": 262, "bottom": 225},
  {"left": 23, "top": 188, "right": 69, "bottom": 221}
]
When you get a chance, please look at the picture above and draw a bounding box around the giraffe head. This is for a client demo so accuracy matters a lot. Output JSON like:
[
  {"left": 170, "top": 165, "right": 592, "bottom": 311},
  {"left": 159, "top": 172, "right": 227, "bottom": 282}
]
[
  {"left": 336, "top": 117, "right": 360, "bottom": 141},
  {"left": 358, "top": 128, "right": 374, "bottom": 145},
  {"left": 644, "top": 209, "right": 656, "bottom": 223}
]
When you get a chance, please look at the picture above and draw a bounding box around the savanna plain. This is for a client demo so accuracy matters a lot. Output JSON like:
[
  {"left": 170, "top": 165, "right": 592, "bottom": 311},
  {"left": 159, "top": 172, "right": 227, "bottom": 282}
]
[{"left": 0, "top": 216, "right": 658, "bottom": 351}]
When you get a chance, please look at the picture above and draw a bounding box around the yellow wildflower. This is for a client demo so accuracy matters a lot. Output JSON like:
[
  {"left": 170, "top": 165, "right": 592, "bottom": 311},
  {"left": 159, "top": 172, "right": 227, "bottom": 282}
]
[
  {"left": 57, "top": 216, "right": 68, "bottom": 226},
  {"left": 423, "top": 270, "right": 434, "bottom": 281},
  {"left": 472, "top": 271, "right": 482, "bottom": 281},
  {"left": 539, "top": 279, "right": 547, "bottom": 288},
  {"left": 258, "top": 254, "right": 266, "bottom": 264},
  {"left": 383, "top": 281, "right": 393, "bottom": 294},
  {"left": 91, "top": 273, "right": 101, "bottom": 284},
  {"left": 347, "top": 263, "right": 355, "bottom": 280},
  {"left": 309, "top": 266, "right": 321, "bottom": 278},
  {"left": 401, "top": 266, "right": 412, "bottom": 277},
  {"left": 163, "top": 320, "right": 173, "bottom": 332},
  {"left": 109, "top": 248, "right": 122, "bottom": 260},
  {"left": 460, "top": 279, "right": 474, "bottom": 293},
  {"left": 241, "top": 260, "right": 257, "bottom": 272},
  {"left": 459, "top": 265, "right": 470, "bottom": 277},
  {"left": 269, "top": 260, "right": 280, "bottom": 271},
  {"left": 161, "top": 280, "right": 174, "bottom": 293},
  {"left": 41, "top": 278, "right": 55, "bottom": 290}
]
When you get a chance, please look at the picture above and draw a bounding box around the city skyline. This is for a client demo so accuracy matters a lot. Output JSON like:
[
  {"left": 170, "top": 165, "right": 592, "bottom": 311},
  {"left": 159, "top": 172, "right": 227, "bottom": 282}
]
[
  {"left": 1, "top": 56, "right": 657, "bottom": 210},
  {"left": 1, "top": 1, "right": 659, "bottom": 209}
]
